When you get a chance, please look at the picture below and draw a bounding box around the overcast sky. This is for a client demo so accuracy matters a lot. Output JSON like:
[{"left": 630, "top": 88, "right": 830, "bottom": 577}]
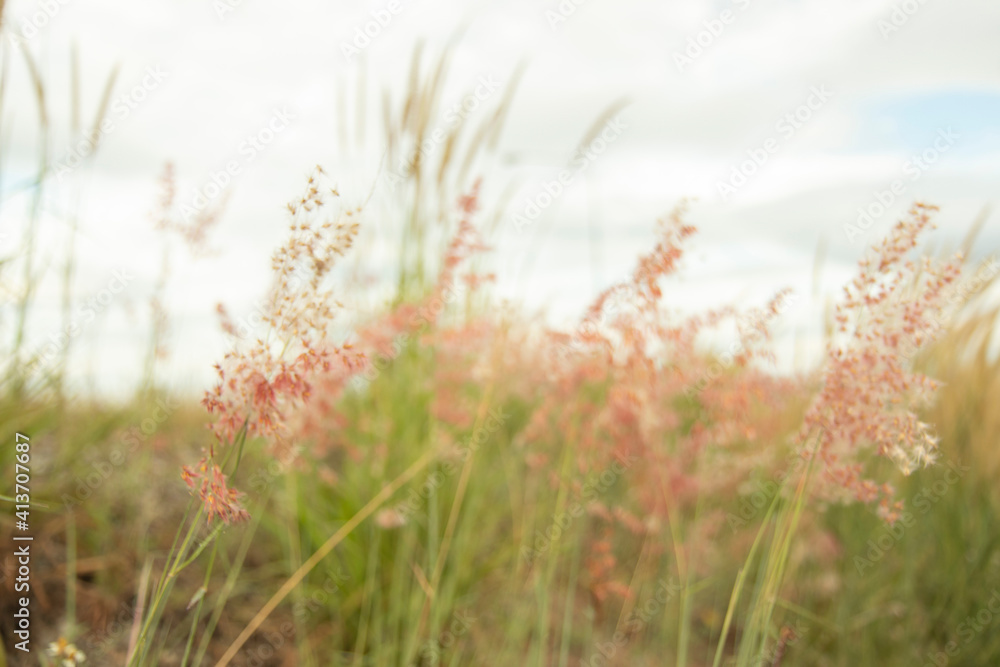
[{"left": 2, "top": 0, "right": 999, "bottom": 396}]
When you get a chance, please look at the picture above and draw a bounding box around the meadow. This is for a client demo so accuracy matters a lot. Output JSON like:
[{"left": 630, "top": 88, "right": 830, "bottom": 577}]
[{"left": 2, "top": 22, "right": 1000, "bottom": 667}]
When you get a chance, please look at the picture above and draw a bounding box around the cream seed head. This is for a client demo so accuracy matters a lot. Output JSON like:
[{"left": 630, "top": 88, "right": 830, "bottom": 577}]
[{"left": 191, "top": 167, "right": 367, "bottom": 523}]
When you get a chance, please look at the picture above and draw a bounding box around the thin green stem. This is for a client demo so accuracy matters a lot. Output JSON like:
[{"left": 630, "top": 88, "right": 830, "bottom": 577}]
[
  {"left": 181, "top": 542, "right": 218, "bottom": 667},
  {"left": 130, "top": 506, "right": 204, "bottom": 666}
]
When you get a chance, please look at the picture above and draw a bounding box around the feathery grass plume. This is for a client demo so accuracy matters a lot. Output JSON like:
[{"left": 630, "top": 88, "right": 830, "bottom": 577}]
[
  {"left": 799, "top": 202, "right": 964, "bottom": 521},
  {"left": 917, "top": 256, "right": 1000, "bottom": 481},
  {"left": 194, "top": 167, "right": 364, "bottom": 518},
  {"left": 514, "top": 202, "right": 805, "bottom": 607},
  {"left": 715, "top": 204, "right": 964, "bottom": 663},
  {"left": 291, "top": 182, "right": 494, "bottom": 456}
]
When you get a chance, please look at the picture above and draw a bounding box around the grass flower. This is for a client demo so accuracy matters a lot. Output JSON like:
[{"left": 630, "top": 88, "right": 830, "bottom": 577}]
[
  {"left": 190, "top": 167, "right": 365, "bottom": 520},
  {"left": 47, "top": 637, "right": 87, "bottom": 666},
  {"left": 201, "top": 167, "right": 363, "bottom": 448},
  {"left": 799, "top": 203, "right": 964, "bottom": 520},
  {"left": 181, "top": 455, "right": 250, "bottom": 524}
]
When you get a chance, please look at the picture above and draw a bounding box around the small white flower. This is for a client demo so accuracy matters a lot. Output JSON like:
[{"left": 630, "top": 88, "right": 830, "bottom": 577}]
[{"left": 46, "top": 638, "right": 86, "bottom": 665}]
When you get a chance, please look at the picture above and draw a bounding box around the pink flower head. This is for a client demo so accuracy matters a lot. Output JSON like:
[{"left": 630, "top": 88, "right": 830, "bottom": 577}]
[
  {"left": 800, "top": 203, "right": 963, "bottom": 516},
  {"left": 181, "top": 456, "right": 250, "bottom": 525}
]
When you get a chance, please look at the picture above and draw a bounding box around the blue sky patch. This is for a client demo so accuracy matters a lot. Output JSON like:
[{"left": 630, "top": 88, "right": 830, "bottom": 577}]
[{"left": 854, "top": 89, "right": 1000, "bottom": 159}]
